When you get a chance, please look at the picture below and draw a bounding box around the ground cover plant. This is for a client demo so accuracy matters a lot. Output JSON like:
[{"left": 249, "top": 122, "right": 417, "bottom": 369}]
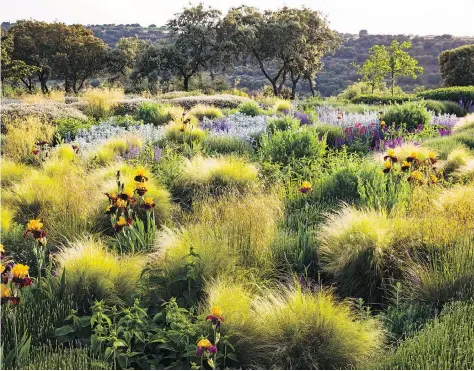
[{"left": 1, "top": 11, "right": 474, "bottom": 369}]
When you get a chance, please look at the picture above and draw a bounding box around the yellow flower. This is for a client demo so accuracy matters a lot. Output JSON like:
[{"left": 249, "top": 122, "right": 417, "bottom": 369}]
[
  {"left": 211, "top": 306, "right": 223, "bottom": 318},
  {"left": 431, "top": 175, "right": 438, "bottom": 183},
  {"left": 384, "top": 161, "right": 391, "bottom": 169},
  {"left": 136, "top": 167, "right": 146, "bottom": 177},
  {"left": 302, "top": 181, "right": 312, "bottom": 189},
  {"left": 0, "top": 244, "right": 4, "bottom": 253},
  {"left": 197, "top": 338, "right": 212, "bottom": 349},
  {"left": 27, "top": 219, "right": 43, "bottom": 231},
  {"left": 409, "top": 152, "right": 418, "bottom": 159},
  {"left": 144, "top": 197, "right": 154, "bottom": 206},
  {"left": 1, "top": 284, "right": 11, "bottom": 298},
  {"left": 387, "top": 149, "right": 395, "bottom": 157},
  {"left": 115, "top": 198, "right": 128, "bottom": 208},
  {"left": 410, "top": 170, "right": 423, "bottom": 181},
  {"left": 106, "top": 205, "right": 112, "bottom": 212},
  {"left": 1, "top": 264, "right": 5, "bottom": 274},
  {"left": 428, "top": 151, "right": 436, "bottom": 160},
  {"left": 11, "top": 264, "right": 29, "bottom": 279},
  {"left": 124, "top": 187, "right": 134, "bottom": 198},
  {"left": 116, "top": 216, "right": 128, "bottom": 227},
  {"left": 380, "top": 121, "right": 386, "bottom": 126},
  {"left": 402, "top": 161, "right": 410, "bottom": 167}
]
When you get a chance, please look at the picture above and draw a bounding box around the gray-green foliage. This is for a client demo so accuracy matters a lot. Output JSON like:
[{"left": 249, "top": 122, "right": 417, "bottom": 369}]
[
  {"left": 382, "top": 301, "right": 474, "bottom": 369},
  {"left": 19, "top": 346, "right": 109, "bottom": 370}
]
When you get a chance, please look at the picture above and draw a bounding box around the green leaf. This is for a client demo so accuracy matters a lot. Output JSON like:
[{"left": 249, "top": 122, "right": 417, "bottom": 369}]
[{"left": 55, "top": 325, "right": 75, "bottom": 337}]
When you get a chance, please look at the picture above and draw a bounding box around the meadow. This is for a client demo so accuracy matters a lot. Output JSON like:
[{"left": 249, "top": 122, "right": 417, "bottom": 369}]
[{"left": 1, "top": 87, "right": 474, "bottom": 370}]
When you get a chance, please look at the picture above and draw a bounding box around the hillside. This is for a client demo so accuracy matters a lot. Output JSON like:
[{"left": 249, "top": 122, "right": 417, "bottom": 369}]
[{"left": 2, "top": 21, "right": 473, "bottom": 96}]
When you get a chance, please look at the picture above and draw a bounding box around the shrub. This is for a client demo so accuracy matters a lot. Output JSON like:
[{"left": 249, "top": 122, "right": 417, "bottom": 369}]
[
  {"left": 1, "top": 102, "right": 87, "bottom": 124},
  {"left": 417, "top": 86, "right": 474, "bottom": 109},
  {"left": 443, "top": 148, "right": 471, "bottom": 175},
  {"left": 136, "top": 102, "right": 183, "bottom": 125},
  {"left": 112, "top": 98, "right": 154, "bottom": 116},
  {"left": 4, "top": 158, "right": 103, "bottom": 244},
  {"left": 435, "top": 185, "right": 474, "bottom": 228},
  {"left": 382, "top": 301, "right": 474, "bottom": 369},
  {"left": 164, "top": 122, "right": 206, "bottom": 144},
  {"left": 318, "top": 206, "right": 416, "bottom": 303},
  {"left": 313, "top": 123, "right": 344, "bottom": 147},
  {"left": 173, "top": 155, "right": 259, "bottom": 202},
  {"left": 254, "top": 287, "right": 383, "bottom": 369},
  {"left": 82, "top": 88, "right": 124, "bottom": 119},
  {"left": 351, "top": 95, "right": 414, "bottom": 104},
  {"left": 259, "top": 127, "right": 326, "bottom": 166},
  {"left": 202, "top": 135, "right": 254, "bottom": 156},
  {"left": 53, "top": 117, "right": 95, "bottom": 142},
  {"left": 1, "top": 279, "right": 74, "bottom": 353},
  {"left": 204, "top": 280, "right": 383, "bottom": 369},
  {"left": 266, "top": 115, "right": 300, "bottom": 134},
  {"left": 405, "top": 236, "right": 474, "bottom": 309},
  {"left": 2, "top": 117, "right": 56, "bottom": 163},
  {"left": 55, "top": 237, "right": 144, "bottom": 310},
  {"left": 423, "top": 100, "right": 466, "bottom": 117},
  {"left": 439, "top": 44, "right": 474, "bottom": 87},
  {"left": 382, "top": 102, "right": 432, "bottom": 131},
  {"left": 238, "top": 100, "right": 262, "bottom": 116},
  {"left": 273, "top": 99, "right": 292, "bottom": 113},
  {"left": 0, "top": 158, "right": 30, "bottom": 187},
  {"left": 20, "top": 346, "right": 109, "bottom": 370},
  {"left": 85, "top": 134, "right": 144, "bottom": 167},
  {"left": 168, "top": 94, "right": 250, "bottom": 109},
  {"left": 423, "top": 136, "right": 469, "bottom": 160},
  {"left": 149, "top": 194, "right": 282, "bottom": 304},
  {"left": 187, "top": 104, "right": 223, "bottom": 121}
]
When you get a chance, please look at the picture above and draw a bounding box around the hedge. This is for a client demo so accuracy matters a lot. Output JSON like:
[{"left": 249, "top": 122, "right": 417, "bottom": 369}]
[
  {"left": 417, "top": 86, "right": 474, "bottom": 109},
  {"left": 351, "top": 95, "right": 415, "bottom": 105}
]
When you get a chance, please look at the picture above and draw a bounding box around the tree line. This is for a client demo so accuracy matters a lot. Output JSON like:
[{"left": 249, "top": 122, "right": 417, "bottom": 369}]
[{"left": 1, "top": 4, "right": 340, "bottom": 98}]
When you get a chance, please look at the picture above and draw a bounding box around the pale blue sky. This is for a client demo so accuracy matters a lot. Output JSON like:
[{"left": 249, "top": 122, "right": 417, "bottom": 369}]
[{"left": 2, "top": 0, "right": 474, "bottom": 36}]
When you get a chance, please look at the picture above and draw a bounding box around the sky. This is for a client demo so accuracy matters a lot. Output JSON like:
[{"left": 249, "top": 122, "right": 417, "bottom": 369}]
[{"left": 2, "top": 0, "right": 474, "bottom": 36}]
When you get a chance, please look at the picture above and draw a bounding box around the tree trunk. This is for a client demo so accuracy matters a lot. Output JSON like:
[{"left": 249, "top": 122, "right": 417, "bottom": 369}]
[
  {"left": 290, "top": 71, "right": 300, "bottom": 100},
  {"left": 40, "top": 80, "right": 49, "bottom": 94},
  {"left": 391, "top": 71, "right": 395, "bottom": 96},
  {"left": 183, "top": 75, "right": 190, "bottom": 91},
  {"left": 65, "top": 78, "right": 72, "bottom": 94},
  {"left": 308, "top": 77, "right": 315, "bottom": 97},
  {"left": 271, "top": 81, "right": 279, "bottom": 97}
]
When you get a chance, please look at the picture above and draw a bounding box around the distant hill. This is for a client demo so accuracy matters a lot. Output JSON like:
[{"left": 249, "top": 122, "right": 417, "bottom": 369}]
[{"left": 2, "top": 22, "right": 473, "bottom": 96}]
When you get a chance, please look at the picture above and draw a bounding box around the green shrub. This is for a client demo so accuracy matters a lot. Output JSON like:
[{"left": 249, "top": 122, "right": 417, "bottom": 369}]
[
  {"left": 443, "top": 148, "right": 471, "bottom": 175},
  {"left": 423, "top": 136, "right": 469, "bottom": 160},
  {"left": 259, "top": 127, "right": 326, "bottom": 166},
  {"left": 148, "top": 194, "right": 282, "bottom": 305},
  {"left": 238, "top": 100, "right": 262, "bottom": 116},
  {"left": 273, "top": 99, "right": 292, "bottom": 113},
  {"left": 203, "top": 135, "right": 254, "bottom": 156},
  {"left": 206, "top": 281, "right": 383, "bottom": 369},
  {"left": 169, "top": 94, "right": 249, "bottom": 109},
  {"left": 405, "top": 236, "right": 474, "bottom": 309},
  {"left": 439, "top": 45, "right": 474, "bottom": 87},
  {"left": 173, "top": 155, "right": 259, "bottom": 203},
  {"left": 53, "top": 117, "right": 95, "bottom": 142},
  {"left": 55, "top": 237, "right": 144, "bottom": 310},
  {"left": 266, "top": 116, "right": 300, "bottom": 134},
  {"left": 164, "top": 122, "right": 206, "bottom": 144},
  {"left": 351, "top": 95, "right": 414, "bottom": 105},
  {"left": 318, "top": 206, "right": 415, "bottom": 303},
  {"left": 423, "top": 100, "right": 466, "bottom": 117},
  {"left": 187, "top": 104, "right": 223, "bottom": 121},
  {"left": 19, "top": 346, "right": 110, "bottom": 370},
  {"left": 383, "top": 101, "right": 432, "bottom": 131},
  {"left": 382, "top": 301, "right": 474, "bottom": 369},
  {"left": 417, "top": 86, "right": 474, "bottom": 109},
  {"left": 313, "top": 123, "right": 344, "bottom": 147},
  {"left": 1, "top": 279, "right": 74, "bottom": 354},
  {"left": 136, "top": 102, "right": 183, "bottom": 125}
]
